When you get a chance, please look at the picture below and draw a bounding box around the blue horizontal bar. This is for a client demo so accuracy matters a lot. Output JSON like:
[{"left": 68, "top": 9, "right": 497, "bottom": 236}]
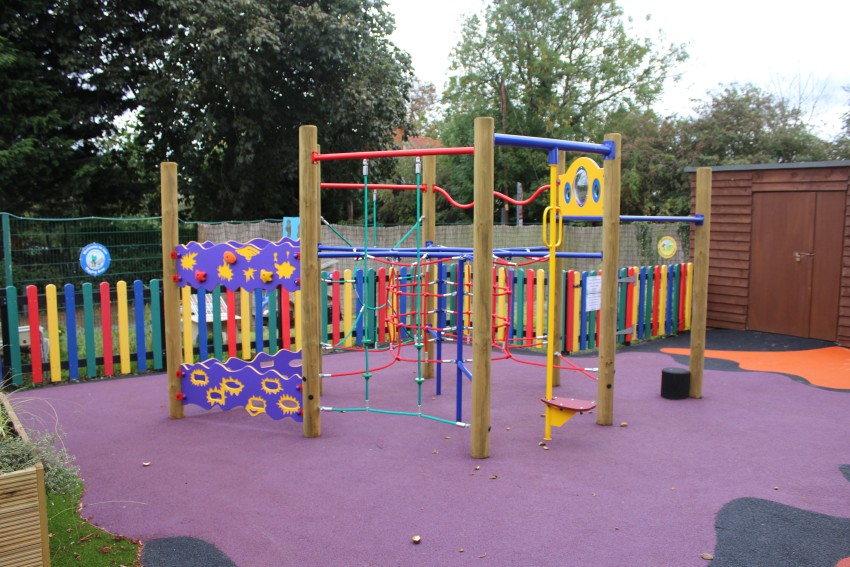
[
  {"left": 494, "top": 133, "right": 615, "bottom": 160},
  {"left": 621, "top": 214, "right": 704, "bottom": 226}
]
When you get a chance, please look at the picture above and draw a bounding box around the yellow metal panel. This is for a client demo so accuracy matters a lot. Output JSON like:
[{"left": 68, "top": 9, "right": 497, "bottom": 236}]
[{"left": 558, "top": 157, "right": 604, "bottom": 219}]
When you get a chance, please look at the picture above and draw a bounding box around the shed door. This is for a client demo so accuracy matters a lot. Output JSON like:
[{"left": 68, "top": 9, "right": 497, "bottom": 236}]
[{"left": 748, "top": 191, "right": 844, "bottom": 341}]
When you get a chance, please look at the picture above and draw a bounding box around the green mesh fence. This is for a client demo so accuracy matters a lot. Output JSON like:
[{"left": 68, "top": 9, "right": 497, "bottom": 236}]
[{"left": 0, "top": 214, "right": 199, "bottom": 288}]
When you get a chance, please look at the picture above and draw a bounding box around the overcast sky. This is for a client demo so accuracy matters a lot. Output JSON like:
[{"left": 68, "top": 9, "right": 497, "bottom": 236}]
[{"left": 384, "top": 0, "right": 849, "bottom": 138}]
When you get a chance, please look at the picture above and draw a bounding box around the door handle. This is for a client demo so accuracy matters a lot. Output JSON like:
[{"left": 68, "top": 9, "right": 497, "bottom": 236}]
[{"left": 793, "top": 252, "right": 814, "bottom": 262}]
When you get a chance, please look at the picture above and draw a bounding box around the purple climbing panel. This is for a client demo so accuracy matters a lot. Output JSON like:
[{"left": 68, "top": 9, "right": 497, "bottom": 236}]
[
  {"left": 175, "top": 237, "right": 300, "bottom": 293},
  {"left": 180, "top": 350, "right": 303, "bottom": 421}
]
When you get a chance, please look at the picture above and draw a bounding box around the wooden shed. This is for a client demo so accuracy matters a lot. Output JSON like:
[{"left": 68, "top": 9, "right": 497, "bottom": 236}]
[{"left": 688, "top": 161, "right": 850, "bottom": 347}]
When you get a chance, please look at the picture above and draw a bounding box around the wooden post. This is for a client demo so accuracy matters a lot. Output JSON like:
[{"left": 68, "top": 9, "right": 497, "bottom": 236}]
[
  {"left": 300, "top": 126, "right": 321, "bottom": 437},
  {"left": 597, "top": 134, "right": 621, "bottom": 426},
  {"left": 423, "top": 155, "right": 437, "bottom": 379},
  {"left": 161, "top": 162, "right": 184, "bottom": 419},
  {"left": 471, "top": 117, "right": 494, "bottom": 458},
  {"left": 552, "top": 150, "right": 568, "bottom": 388},
  {"left": 689, "top": 168, "right": 712, "bottom": 398}
]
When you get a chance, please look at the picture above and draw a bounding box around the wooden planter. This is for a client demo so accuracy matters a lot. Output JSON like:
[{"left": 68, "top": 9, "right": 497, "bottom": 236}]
[{"left": 0, "top": 393, "right": 51, "bottom": 567}]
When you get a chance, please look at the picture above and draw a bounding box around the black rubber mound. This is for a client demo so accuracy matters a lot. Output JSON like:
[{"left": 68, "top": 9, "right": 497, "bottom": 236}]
[
  {"left": 711, "top": 497, "right": 850, "bottom": 566},
  {"left": 142, "top": 537, "right": 237, "bottom": 567}
]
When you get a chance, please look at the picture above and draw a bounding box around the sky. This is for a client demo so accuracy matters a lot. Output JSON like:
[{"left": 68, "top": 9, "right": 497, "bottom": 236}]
[{"left": 384, "top": 0, "right": 849, "bottom": 139}]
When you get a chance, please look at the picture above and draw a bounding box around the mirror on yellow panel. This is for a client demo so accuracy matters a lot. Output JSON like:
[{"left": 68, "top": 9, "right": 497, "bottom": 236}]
[{"left": 558, "top": 157, "right": 604, "bottom": 219}]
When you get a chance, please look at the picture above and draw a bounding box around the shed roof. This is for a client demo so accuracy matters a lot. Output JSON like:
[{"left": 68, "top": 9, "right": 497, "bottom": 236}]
[{"left": 685, "top": 160, "right": 850, "bottom": 173}]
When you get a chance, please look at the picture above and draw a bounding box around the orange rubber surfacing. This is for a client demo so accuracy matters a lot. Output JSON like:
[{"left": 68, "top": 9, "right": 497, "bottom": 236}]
[{"left": 660, "top": 346, "right": 850, "bottom": 391}]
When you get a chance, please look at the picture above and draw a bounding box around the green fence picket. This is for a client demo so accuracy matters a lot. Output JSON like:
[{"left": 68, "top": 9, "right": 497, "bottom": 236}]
[
  {"left": 82, "top": 282, "right": 96, "bottom": 377},
  {"left": 4, "top": 286, "right": 21, "bottom": 385},
  {"left": 617, "top": 267, "right": 628, "bottom": 345},
  {"left": 268, "top": 288, "right": 278, "bottom": 353},
  {"left": 150, "top": 279, "right": 162, "bottom": 370},
  {"left": 212, "top": 286, "right": 223, "bottom": 359}
]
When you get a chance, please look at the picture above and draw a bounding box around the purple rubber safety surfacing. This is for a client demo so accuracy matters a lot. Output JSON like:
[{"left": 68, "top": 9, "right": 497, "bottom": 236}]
[{"left": 12, "top": 338, "right": 850, "bottom": 567}]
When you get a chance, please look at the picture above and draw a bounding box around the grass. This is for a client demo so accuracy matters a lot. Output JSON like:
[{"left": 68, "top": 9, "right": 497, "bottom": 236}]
[
  {"left": 47, "top": 485, "right": 141, "bottom": 567},
  {"left": 1, "top": 396, "right": 142, "bottom": 566}
]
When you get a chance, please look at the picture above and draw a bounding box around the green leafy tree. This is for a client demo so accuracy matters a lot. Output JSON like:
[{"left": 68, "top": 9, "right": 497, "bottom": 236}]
[
  {"left": 437, "top": 0, "right": 687, "bottom": 222},
  {"left": 682, "top": 83, "right": 832, "bottom": 165},
  {"left": 607, "top": 83, "right": 835, "bottom": 218},
  {"left": 604, "top": 107, "right": 690, "bottom": 216},
  {"left": 833, "top": 86, "right": 850, "bottom": 159},
  {"left": 0, "top": 0, "right": 166, "bottom": 216},
  {"left": 137, "top": 0, "right": 413, "bottom": 222},
  {"left": 406, "top": 80, "right": 439, "bottom": 138}
]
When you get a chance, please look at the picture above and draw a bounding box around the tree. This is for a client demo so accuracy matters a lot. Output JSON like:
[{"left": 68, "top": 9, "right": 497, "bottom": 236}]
[
  {"left": 406, "top": 80, "right": 439, "bottom": 138},
  {"left": 605, "top": 83, "right": 836, "bottom": 218},
  {"left": 0, "top": 0, "right": 166, "bottom": 216},
  {"left": 137, "top": 0, "right": 413, "bottom": 222},
  {"left": 682, "top": 83, "right": 832, "bottom": 166},
  {"left": 833, "top": 86, "right": 850, "bottom": 159},
  {"left": 438, "top": 0, "right": 687, "bottom": 222},
  {"left": 604, "top": 107, "right": 690, "bottom": 216}
]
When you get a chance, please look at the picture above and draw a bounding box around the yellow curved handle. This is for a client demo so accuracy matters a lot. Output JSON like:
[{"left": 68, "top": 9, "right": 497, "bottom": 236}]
[{"left": 542, "top": 206, "right": 563, "bottom": 248}]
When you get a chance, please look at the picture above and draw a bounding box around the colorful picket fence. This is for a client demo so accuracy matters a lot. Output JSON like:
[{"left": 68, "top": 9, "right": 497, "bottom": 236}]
[{"left": 0, "top": 262, "right": 693, "bottom": 386}]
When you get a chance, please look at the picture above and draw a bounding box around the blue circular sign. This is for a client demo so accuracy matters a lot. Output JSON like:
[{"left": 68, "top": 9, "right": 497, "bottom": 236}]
[{"left": 80, "top": 243, "right": 111, "bottom": 276}]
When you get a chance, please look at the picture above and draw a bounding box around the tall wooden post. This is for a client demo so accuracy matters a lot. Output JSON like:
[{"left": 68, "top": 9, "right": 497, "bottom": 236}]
[
  {"left": 689, "top": 168, "right": 712, "bottom": 398},
  {"left": 552, "top": 150, "right": 568, "bottom": 388},
  {"left": 161, "top": 162, "right": 184, "bottom": 419},
  {"left": 299, "top": 126, "right": 322, "bottom": 437},
  {"left": 597, "top": 134, "right": 621, "bottom": 426},
  {"left": 423, "top": 155, "right": 437, "bottom": 379},
  {"left": 471, "top": 117, "right": 494, "bottom": 458}
]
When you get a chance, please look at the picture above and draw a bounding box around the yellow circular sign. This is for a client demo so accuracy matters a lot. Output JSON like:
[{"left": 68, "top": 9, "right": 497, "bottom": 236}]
[{"left": 657, "top": 236, "right": 677, "bottom": 259}]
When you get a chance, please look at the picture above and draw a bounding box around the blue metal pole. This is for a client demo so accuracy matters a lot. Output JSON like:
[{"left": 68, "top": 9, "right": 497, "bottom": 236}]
[
  {"left": 494, "top": 133, "right": 615, "bottom": 159},
  {"left": 455, "top": 258, "right": 465, "bottom": 423}
]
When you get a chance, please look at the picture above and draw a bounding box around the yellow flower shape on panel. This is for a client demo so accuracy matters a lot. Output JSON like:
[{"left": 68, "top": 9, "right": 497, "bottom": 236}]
[
  {"left": 276, "top": 261, "right": 295, "bottom": 280},
  {"left": 217, "top": 263, "right": 234, "bottom": 281},
  {"left": 190, "top": 369, "right": 209, "bottom": 387},
  {"left": 245, "top": 396, "right": 267, "bottom": 417},
  {"left": 220, "top": 377, "right": 244, "bottom": 396},
  {"left": 206, "top": 386, "right": 226, "bottom": 407},
  {"left": 261, "top": 377, "right": 283, "bottom": 395},
  {"left": 236, "top": 245, "right": 261, "bottom": 262},
  {"left": 277, "top": 394, "right": 301, "bottom": 415},
  {"left": 180, "top": 252, "right": 197, "bottom": 270}
]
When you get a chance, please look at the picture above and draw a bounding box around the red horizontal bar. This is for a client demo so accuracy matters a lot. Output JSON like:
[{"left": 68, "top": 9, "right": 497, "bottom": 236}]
[
  {"left": 321, "top": 183, "right": 418, "bottom": 191},
  {"left": 313, "top": 146, "right": 475, "bottom": 162},
  {"left": 432, "top": 185, "right": 474, "bottom": 210},
  {"left": 495, "top": 184, "right": 550, "bottom": 206}
]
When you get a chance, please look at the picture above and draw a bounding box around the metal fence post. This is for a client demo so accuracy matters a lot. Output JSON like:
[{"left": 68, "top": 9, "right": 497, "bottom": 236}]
[{"left": 2, "top": 213, "right": 12, "bottom": 287}]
